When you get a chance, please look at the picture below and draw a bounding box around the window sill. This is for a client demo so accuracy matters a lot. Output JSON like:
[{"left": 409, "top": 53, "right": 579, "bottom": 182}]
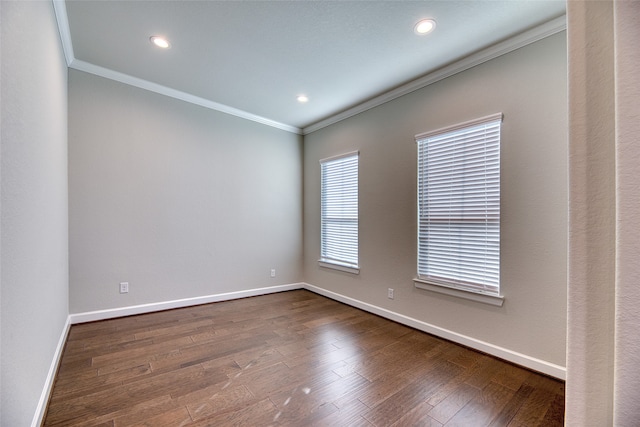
[
  {"left": 318, "top": 260, "right": 360, "bottom": 275},
  {"left": 414, "top": 279, "right": 504, "bottom": 307}
]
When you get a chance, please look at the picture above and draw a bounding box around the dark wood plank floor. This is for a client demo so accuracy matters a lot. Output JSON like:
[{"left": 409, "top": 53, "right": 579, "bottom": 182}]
[{"left": 43, "top": 290, "right": 564, "bottom": 426}]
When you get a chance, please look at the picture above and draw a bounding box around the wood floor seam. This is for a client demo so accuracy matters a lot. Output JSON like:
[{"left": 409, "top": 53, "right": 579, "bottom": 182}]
[{"left": 43, "top": 290, "right": 564, "bottom": 426}]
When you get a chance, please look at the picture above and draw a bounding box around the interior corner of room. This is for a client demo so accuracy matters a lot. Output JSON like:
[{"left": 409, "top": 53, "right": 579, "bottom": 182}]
[{"left": 2, "top": 0, "right": 639, "bottom": 426}]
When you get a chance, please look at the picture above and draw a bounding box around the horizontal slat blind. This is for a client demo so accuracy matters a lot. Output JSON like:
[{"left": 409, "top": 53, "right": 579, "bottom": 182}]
[
  {"left": 321, "top": 153, "right": 358, "bottom": 268},
  {"left": 416, "top": 116, "right": 501, "bottom": 294}
]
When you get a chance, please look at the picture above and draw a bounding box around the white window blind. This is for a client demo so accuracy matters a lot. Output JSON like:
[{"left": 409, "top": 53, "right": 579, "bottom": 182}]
[
  {"left": 320, "top": 152, "right": 359, "bottom": 270},
  {"left": 416, "top": 114, "right": 501, "bottom": 295}
]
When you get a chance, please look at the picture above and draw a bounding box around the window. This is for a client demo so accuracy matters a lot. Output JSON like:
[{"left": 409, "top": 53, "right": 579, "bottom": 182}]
[
  {"left": 320, "top": 152, "right": 359, "bottom": 274},
  {"left": 415, "top": 114, "right": 502, "bottom": 303}
]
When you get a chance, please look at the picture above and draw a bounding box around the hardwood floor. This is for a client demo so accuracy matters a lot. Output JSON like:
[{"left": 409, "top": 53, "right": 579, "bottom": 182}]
[{"left": 43, "top": 290, "right": 564, "bottom": 426}]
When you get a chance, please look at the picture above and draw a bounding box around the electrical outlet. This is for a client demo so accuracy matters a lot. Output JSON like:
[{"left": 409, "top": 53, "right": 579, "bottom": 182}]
[
  {"left": 388, "top": 288, "right": 394, "bottom": 299},
  {"left": 120, "top": 282, "right": 129, "bottom": 294},
  {"left": 270, "top": 269, "right": 276, "bottom": 278}
]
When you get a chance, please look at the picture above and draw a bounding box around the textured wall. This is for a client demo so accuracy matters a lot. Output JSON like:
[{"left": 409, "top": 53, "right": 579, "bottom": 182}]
[
  {"left": 566, "top": 2, "right": 640, "bottom": 424},
  {"left": 68, "top": 70, "right": 303, "bottom": 313},
  {"left": 0, "top": 1, "right": 69, "bottom": 425},
  {"left": 613, "top": 3, "right": 640, "bottom": 424},
  {"left": 304, "top": 34, "right": 568, "bottom": 369},
  {"left": 565, "top": 1, "right": 616, "bottom": 424}
]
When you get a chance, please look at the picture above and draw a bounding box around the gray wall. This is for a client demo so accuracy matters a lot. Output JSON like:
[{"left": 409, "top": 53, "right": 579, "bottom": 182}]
[
  {"left": 303, "top": 33, "right": 568, "bottom": 367},
  {"left": 565, "top": 1, "right": 640, "bottom": 423},
  {"left": 1, "top": 1, "right": 69, "bottom": 426},
  {"left": 0, "top": 7, "right": 568, "bottom": 421},
  {"left": 68, "top": 70, "right": 303, "bottom": 313}
]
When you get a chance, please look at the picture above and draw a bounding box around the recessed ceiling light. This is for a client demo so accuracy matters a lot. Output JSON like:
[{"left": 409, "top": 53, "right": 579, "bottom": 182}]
[
  {"left": 414, "top": 19, "right": 436, "bottom": 35},
  {"left": 150, "top": 36, "right": 171, "bottom": 49},
  {"left": 297, "top": 95, "right": 309, "bottom": 103}
]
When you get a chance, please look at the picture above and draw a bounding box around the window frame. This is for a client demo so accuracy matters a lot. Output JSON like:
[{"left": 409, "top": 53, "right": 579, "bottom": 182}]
[
  {"left": 319, "top": 151, "right": 360, "bottom": 274},
  {"left": 414, "top": 114, "right": 504, "bottom": 306}
]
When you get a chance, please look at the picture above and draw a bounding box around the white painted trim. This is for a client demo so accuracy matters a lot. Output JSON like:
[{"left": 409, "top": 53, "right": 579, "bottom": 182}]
[
  {"left": 64, "top": 281, "right": 565, "bottom": 380},
  {"left": 69, "top": 283, "right": 304, "bottom": 324},
  {"left": 303, "top": 15, "right": 567, "bottom": 135},
  {"left": 68, "top": 59, "right": 301, "bottom": 135},
  {"left": 51, "top": 1, "right": 564, "bottom": 137},
  {"left": 414, "top": 112, "right": 503, "bottom": 142},
  {"left": 52, "top": 0, "right": 73, "bottom": 66},
  {"left": 302, "top": 283, "right": 566, "bottom": 380},
  {"left": 31, "top": 316, "right": 72, "bottom": 427},
  {"left": 319, "top": 150, "right": 360, "bottom": 164},
  {"left": 318, "top": 260, "right": 360, "bottom": 275},
  {"left": 51, "top": 0, "right": 301, "bottom": 134},
  {"left": 414, "top": 279, "right": 504, "bottom": 307}
]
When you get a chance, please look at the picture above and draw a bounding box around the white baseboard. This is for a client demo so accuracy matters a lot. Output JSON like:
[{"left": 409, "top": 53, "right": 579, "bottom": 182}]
[
  {"left": 302, "top": 283, "right": 566, "bottom": 380},
  {"left": 69, "top": 283, "right": 305, "bottom": 324},
  {"left": 31, "top": 315, "right": 71, "bottom": 427},
  {"left": 66, "top": 281, "right": 565, "bottom": 380}
]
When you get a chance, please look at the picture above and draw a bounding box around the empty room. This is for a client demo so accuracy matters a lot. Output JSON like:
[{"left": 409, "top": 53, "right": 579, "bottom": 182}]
[{"left": 2, "top": 0, "right": 639, "bottom": 426}]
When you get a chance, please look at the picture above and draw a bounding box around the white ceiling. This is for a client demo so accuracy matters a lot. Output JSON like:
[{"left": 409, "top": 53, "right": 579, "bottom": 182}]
[{"left": 59, "top": 1, "right": 566, "bottom": 133}]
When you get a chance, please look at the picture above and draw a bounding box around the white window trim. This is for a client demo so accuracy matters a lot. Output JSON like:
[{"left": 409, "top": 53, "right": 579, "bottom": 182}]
[
  {"left": 415, "top": 113, "right": 503, "bottom": 301},
  {"left": 319, "top": 151, "right": 359, "bottom": 274},
  {"left": 414, "top": 113, "right": 503, "bottom": 141},
  {"left": 413, "top": 278, "right": 504, "bottom": 306},
  {"left": 319, "top": 150, "right": 359, "bottom": 164},
  {"left": 318, "top": 260, "right": 360, "bottom": 275}
]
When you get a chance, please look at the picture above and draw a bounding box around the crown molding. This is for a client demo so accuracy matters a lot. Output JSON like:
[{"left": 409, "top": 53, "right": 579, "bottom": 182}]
[
  {"left": 51, "top": 0, "right": 301, "bottom": 135},
  {"left": 302, "top": 15, "right": 567, "bottom": 135},
  {"left": 68, "top": 59, "right": 301, "bottom": 134},
  {"left": 52, "top": 0, "right": 564, "bottom": 137},
  {"left": 52, "top": 0, "right": 74, "bottom": 66}
]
